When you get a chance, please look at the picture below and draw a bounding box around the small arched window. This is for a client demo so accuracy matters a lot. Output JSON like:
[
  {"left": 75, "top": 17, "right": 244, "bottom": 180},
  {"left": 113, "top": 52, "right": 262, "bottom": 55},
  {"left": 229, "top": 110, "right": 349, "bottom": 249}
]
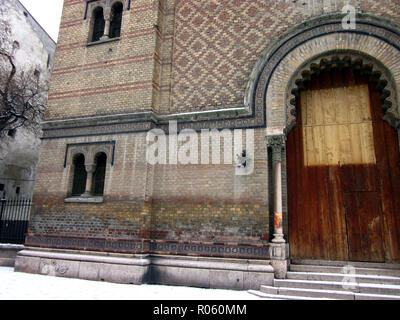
[
  {"left": 92, "top": 153, "right": 107, "bottom": 196},
  {"left": 91, "top": 7, "right": 105, "bottom": 42},
  {"left": 71, "top": 154, "right": 87, "bottom": 196},
  {"left": 109, "top": 2, "right": 123, "bottom": 38}
]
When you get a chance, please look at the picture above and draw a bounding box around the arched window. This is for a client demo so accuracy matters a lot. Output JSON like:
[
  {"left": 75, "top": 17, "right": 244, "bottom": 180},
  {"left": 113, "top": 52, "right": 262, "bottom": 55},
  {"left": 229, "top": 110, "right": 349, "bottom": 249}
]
[
  {"left": 91, "top": 7, "right": 105, "bottom": 42},
  {"left": 109, "top": 2, "right": 123, "bottom": 38},
  {"left": 92, "top": 153, "right": 107, "bottom": 196},
  {"left": 71, "top": 154, "right": 87, "bottom": 196}
]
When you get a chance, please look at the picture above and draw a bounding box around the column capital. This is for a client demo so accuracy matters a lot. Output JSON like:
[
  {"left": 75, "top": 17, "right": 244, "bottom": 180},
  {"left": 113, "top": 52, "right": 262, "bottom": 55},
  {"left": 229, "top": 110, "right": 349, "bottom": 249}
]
[
  {"left": 266, "top": 134, "right": 286, "bottom": 151},
  {"left": 103, "top": 7, "right": 111, "bottom": 20},
  {"left": 85, "top": 164, "right": 96, "bottom": 174},
  {"left": 266, "top": 134, "right": 286, "bottom": 163}
]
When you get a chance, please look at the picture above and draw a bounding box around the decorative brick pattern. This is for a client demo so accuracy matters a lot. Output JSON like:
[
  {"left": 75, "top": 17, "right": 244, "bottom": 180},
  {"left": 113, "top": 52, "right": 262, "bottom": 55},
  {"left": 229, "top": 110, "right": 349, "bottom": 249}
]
[
  {"left": 170, "top": 0, "right": 305, "bottom": 113},
  {"left": 168, "top": 0, "right": 400, "bottom": 114},
  {"left": 25, "top": 235, "right": 270, "bottom": 259}
]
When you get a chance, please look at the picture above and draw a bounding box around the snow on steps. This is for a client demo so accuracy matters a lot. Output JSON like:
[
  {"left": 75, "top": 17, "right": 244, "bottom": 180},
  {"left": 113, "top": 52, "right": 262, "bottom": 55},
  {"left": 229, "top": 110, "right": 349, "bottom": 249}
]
[
  {"left": 248, "top": 260, "right": 400, "bottom": 300},
  {"left": 247, "top": 289, "right": 335, "bottom": 300},
  {"left": 290, "top": 264, "right": 400, "bottom": 277},
  {"left": 287, "top": 271, "right": 400, "bottom": 285}
]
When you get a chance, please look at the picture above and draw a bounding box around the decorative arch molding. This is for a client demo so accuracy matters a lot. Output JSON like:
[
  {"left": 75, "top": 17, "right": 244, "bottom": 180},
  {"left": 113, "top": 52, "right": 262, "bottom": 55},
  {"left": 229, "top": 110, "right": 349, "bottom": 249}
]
[
  {"left": 285, "top": 50, "right": 400, "bottom": 133},
  {"left": 85, "top": 0, "right": 130, "bottom": 20},
  {"left": 64, "top": 141, "right": 116, "bottom": 168},
  {"left": 92, "top": 148, "right": 111, "bottom": 165},
  {"left": 70, "top": 149, "right": 89, "bottom": 165},
  {"left": 245, "top": 13, "right": 400, "bottom": 134}
]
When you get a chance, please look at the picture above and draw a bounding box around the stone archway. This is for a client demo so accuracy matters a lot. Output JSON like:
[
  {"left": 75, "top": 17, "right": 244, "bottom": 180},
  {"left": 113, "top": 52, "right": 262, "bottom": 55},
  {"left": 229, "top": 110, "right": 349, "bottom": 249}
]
[
  {"left": 245, "top": 13, "right": 400, "bottom": 131},
  {"left": 286, "top": 63, "right": 400, "bottom": 261},
  {"left": 285, "top": 50, "right": 400, "bottom": 134},
  {"left": 246, "top": 13, "right": 400, "bottom": 266}
]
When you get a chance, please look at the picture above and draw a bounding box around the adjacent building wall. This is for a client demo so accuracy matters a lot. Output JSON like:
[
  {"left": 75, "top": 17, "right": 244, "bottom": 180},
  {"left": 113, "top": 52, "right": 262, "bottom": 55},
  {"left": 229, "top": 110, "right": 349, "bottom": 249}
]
[{"left": 0, "top": 0, "right": 56, "bottom": 199}]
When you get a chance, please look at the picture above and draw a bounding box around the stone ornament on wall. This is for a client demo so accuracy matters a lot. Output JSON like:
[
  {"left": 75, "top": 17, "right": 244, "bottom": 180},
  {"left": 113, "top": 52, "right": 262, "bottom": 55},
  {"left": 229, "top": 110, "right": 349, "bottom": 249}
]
[{"left": 266, "top": 134, "right": 286, "bottom": 163}]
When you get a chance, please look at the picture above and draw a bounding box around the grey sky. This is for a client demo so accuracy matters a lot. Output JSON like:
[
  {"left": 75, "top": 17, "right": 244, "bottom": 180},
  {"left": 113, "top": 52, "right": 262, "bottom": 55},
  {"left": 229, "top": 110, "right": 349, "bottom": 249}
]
[{"left": 19, "top": 0, "right": 64, "bottom": 42}]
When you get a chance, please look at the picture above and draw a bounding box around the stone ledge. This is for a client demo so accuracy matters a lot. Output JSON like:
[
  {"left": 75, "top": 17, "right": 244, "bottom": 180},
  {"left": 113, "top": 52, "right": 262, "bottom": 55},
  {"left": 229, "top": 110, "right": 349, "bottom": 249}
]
[
  {"left": 17, "top": 249, "right": 151, "bottom": 266},
  {"left": 25, "top": 234, "right": 271, "bottom": 259},
  {"left": 86, "top": 37, "right": 120, "bottom": 47},
  {"left": 14, "top": 249, "right": 275, "bottom": 290},
  {"left": 0, "top": 244, "right": 24, "bottom": 250},
  {"left": 0, "top": 244, "right": 24, "bottom": 267},
  {"left": 64, "top": 196, "right": 104, "bottom": 203}
]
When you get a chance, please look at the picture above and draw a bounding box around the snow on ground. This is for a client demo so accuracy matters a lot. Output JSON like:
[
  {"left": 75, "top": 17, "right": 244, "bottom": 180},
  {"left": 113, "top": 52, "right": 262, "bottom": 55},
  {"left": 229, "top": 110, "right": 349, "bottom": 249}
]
[{"left": 0, "top": 267, "right": 263, "bottom": 300}]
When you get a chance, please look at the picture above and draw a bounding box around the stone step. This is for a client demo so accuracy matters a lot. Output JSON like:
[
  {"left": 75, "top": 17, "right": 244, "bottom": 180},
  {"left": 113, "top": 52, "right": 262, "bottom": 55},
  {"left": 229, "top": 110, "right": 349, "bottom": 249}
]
[
  {"left": 291, "top": 259, "right": 400, "bottom": 270},
  {"left": 256, "top": 285, "right": 400, "bottom": 300},
  {"left": 287, "top": 271, "right": 400, "bottom": 285},
  {"left": 256, "top": 260, "right": 400, "bottom": 300},
  {"left": 260, "top": 285, "right": 355, "bottom": 299},
  {"left": 352, "top": 293, "right": 400, "bottom": 300},
  {"left": 274, "top": 278, "right": 400, "bottom": 296},
  {"left": 247, "top": 289, "right": 334, "bottom": 300},
  {"left": 289, "top": 264, "right": 400, "bottom": 277}
]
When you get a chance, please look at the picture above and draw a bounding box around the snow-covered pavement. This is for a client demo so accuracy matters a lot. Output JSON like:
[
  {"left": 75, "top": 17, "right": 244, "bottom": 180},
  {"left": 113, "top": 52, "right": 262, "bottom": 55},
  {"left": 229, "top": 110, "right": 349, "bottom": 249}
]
[{"left": 0, "top": 267, "right": 262, "bottom": 300}]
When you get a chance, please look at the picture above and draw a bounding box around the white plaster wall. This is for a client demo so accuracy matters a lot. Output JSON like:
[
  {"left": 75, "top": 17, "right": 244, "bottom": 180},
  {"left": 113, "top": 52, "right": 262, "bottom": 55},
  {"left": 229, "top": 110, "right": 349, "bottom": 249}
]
[{"left": 0, "top": 0, "right": 55, "bottom": 198}]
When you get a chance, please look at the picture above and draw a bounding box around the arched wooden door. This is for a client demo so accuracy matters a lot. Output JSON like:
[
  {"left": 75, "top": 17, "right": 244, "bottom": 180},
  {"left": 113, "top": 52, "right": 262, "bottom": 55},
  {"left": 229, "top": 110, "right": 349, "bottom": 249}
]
[{"left": 287, "top": 67, "right": 400, "bottom": 262}]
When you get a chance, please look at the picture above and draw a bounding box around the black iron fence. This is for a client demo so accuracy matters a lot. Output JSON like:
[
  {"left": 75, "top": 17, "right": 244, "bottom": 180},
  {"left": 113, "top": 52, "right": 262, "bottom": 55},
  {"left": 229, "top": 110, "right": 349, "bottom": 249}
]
[{"left": 0, "top": 197, "right": 32, "bottom": 244}]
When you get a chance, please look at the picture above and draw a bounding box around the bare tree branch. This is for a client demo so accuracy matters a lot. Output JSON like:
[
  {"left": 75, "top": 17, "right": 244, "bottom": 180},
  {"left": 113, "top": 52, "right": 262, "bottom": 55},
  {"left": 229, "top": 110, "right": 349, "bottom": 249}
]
[{"left": 0, "top": 12, "right": 48, "bottom": 136}]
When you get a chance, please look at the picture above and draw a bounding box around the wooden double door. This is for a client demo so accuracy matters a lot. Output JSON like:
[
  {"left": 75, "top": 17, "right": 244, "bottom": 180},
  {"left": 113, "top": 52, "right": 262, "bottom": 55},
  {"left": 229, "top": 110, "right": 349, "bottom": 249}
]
[{"left": 287, "top": 67, "right": 400, "bottom": 262}]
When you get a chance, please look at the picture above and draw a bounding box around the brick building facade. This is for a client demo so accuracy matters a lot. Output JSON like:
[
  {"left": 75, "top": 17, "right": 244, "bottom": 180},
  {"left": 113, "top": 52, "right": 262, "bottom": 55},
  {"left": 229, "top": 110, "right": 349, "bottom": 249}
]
[{"left": 15, "top": 0, "right": 400, "bottom": 289}]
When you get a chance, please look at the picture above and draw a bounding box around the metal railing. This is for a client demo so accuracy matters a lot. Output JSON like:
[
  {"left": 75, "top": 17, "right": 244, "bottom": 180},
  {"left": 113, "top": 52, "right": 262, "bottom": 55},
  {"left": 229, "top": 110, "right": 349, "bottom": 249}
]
[{"left": 0, "top": 197, "right": 32, "bottom": 244}]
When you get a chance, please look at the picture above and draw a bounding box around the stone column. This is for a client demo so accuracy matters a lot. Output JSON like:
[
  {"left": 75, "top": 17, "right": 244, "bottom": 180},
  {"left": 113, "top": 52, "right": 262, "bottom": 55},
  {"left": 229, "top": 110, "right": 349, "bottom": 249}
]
[
  {"left": 266, "top": 134, "right": 287, "bottom": 279},
  {"left": 81, "top": 164, "right": 96, "bottom": 198},
  {"left": 101, "top": 8, "right": 111, "bottom": 40},
  {"left": 267, "top": 135, "right": 286, "bottom": 243}
]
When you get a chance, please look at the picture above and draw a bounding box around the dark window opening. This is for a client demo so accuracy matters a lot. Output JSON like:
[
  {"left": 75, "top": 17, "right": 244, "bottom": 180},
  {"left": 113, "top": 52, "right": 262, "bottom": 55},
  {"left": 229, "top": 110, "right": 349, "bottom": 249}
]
[
  {"left": 109, "top": 2, "right": 123, "bottom": 38},
  {"left": 71, "top": 154, "right": 87, "bottom": 196},
  {"left": 15, "top": 187, "right": 20, "bottom": 195},
  {"left": 91, "top": 7, "right": 105, "bottom": 42},
  {"left": 0, "top": 184, "right": 4, "bottom": 191},
  {"left": 92, "top": 153, "right": 107, "bottom": 196}
]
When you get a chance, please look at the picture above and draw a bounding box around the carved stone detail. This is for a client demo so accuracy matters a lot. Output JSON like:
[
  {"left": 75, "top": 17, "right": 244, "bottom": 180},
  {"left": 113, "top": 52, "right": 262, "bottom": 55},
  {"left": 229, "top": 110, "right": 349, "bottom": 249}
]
[
  {"left": 86, "top": 0, "right": 129, "bottom": 20},
  {"left": 40, "top": 259, "right": 69, "bottom": 276},
  {"left": 266, "top": 135, "right": 286, "bottom": 163},
  {"left": 65, "top": 141, "right": 115, "bottom": 168},
  {"left": 244, "top": 13, "right": 400, "bottom": 135},
  {"left": 285, "top": 51, "right": 400, "bottom": 134}
]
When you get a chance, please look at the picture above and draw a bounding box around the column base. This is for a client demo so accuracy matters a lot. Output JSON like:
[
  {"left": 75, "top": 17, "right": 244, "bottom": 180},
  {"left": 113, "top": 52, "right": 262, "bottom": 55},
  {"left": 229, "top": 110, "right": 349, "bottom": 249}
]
[
  {"left": 80, "top": 192, "right": 93, "bottom": 198},
  {"left": 270, "top": 259, "right": 288, "bottom": 279},
  {"left": 271, "top": 233, "right": 285, "bottom": 243},
  {"left": 269, "top": 242, "right": 288, "bottom": 279}
]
